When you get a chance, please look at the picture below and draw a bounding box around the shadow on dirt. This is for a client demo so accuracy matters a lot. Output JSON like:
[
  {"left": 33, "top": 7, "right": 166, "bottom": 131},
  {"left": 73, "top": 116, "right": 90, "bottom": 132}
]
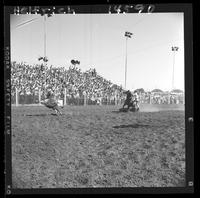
[
  {"left": 26, "top": 113, "right": 58, "bottom": 116},
  {"left": 111, "top": 110, "right": 129, "bottom": 114},
  {"left": 113, "top": 124, "right": 149, "bottom": 129}
]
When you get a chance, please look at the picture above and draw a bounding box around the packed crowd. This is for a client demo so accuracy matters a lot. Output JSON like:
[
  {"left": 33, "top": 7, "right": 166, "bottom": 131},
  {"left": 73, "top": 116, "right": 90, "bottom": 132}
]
[
  {"left": 11, "top": 62, "right": 184, "bottom": 105},
  {"left": 138, "top": 92, "right": 184, "bottom": 104},
  {"left": 11, "top": 62, "right": 125, "bottom": 102}
]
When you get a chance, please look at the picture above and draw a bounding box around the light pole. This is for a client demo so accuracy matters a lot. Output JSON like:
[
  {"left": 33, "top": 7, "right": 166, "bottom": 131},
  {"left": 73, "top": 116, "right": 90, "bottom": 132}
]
[
  {"left": 43, "top": 14, "right": 47, "bottom": 95},
  {"left": 171, "top": 46, "right": 179, "bottom": 90},
  {"left": 124, "top": 31, "right": 133, "bottom": 89},
  {"left": 42, "top": 13, "right": 52, "bottom": 64},
  {"left": 41, "top": 13, "right": 52, "bottom": 95},
  {"left": 44, "top": 14, "right": 47, "bottom": 66}
]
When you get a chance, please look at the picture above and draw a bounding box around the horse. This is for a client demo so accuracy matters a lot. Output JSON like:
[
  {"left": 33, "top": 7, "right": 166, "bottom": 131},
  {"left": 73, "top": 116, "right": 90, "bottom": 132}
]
[
  {"left": 41, "top": 92, "right": 63, "bottom": 115},
  {"left": 120, "top": 99, "right": 139, "bottom": 112},
  {"left": 120, "top": 90, "right": 139, "bottom": 112}
]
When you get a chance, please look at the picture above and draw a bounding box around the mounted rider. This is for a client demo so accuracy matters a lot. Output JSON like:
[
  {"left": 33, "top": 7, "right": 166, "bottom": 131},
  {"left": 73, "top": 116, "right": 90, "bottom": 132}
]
[
  {"left": 41, "top": 90, "right": 62, "bottom": 115},
  {"left": 123, "top": 90, "right": 133, "bottom": 109},
  {"left": 121, "top": 90, "right": 140, "bottom": 112}
]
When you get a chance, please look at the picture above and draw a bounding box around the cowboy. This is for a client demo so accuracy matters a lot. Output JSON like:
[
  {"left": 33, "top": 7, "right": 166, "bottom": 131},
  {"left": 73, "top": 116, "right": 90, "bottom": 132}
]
[
  {"left": 122, "top": 90, "right": 133, "bottom": 109},
  {"left": 41, "top": 90, "right": 62, "bottom": 115}
]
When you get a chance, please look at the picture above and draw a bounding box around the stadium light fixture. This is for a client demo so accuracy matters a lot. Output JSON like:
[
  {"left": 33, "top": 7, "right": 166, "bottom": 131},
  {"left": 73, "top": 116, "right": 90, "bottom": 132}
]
[{"left": 124, "top": 31, "right": 133, "bottom": 89}]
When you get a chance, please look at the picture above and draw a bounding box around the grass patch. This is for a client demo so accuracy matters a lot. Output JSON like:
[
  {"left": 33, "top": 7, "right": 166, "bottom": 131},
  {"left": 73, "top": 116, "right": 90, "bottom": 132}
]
[{"left": 12, "top": 105, "right": 185, "bottom": 188}]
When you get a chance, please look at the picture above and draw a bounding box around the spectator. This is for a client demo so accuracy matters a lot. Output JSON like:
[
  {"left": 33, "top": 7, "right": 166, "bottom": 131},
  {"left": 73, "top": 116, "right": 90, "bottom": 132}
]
[
  {"left": 11, "top": 62, "right": 184, "bottom": 105},
  {"left": 11, "top": 62, "right": 125, "bottom": 104}
]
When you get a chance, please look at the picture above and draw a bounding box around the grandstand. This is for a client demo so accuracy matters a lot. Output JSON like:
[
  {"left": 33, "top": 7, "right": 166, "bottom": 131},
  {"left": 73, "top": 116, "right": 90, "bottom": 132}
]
[
  {"left": 11, "top": 62, "right": 125, "bottom": 105},
  {"left": 11, "top": 61, "right": 184, "bottom": 106}
]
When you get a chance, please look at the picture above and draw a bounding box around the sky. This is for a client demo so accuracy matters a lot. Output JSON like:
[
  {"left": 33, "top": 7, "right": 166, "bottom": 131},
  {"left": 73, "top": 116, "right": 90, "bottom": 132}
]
[{"left": 10, "top": 13, "right": 184, "bottom": 92}]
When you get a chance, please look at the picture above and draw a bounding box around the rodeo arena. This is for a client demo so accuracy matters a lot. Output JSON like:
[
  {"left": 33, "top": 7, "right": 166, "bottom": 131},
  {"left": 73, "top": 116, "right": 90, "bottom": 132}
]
[
  {"left": 11, "top": 60, "right": 186, "bottom": 188},
  {"left": 11, "top": 13, "right": 186, "bottom": 189}
]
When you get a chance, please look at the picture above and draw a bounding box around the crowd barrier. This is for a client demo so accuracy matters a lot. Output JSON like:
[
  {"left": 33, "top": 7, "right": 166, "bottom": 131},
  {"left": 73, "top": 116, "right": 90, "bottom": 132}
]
[
  {"left": 11, "top": 88, "right": 184, "bottom": 106},
  {"left": 11, "top": 88, "right": 125, "bottom": 106}
]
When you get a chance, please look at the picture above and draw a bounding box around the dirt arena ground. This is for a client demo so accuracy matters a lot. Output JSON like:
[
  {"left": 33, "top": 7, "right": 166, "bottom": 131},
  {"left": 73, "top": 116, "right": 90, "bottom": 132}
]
[{"left": 11, "top": 104, "right": 185, "bottom": 188}]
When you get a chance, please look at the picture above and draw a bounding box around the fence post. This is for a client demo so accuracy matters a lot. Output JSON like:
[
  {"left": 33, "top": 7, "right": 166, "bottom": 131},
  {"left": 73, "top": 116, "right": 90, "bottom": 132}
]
[
  {"left": 64, "top": 88, "right": 67, "bottom": 106},
  {"left": 114, "top": 95, "right": 117, "bottom": 105},
  {"left": 84, "top": 93, "right": 87, "bottom": 106},
  {"left": 149, "top": 95, "right": 151, "bottom": 104},
  {"left": 39, "top": 89, "right": 41, "bottom": 104},
  {"left": 168, "top": 93, "right": 170, "bottom": 104},
  {"left": 15, "top": 87, "right": 18, "bottom": 106}
]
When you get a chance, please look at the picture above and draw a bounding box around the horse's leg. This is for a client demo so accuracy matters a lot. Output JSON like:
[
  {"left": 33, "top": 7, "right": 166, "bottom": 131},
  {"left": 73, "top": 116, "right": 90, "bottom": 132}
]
[
  {"left": 123, "top": 101, "right": 127, "bottom": 109},
  {"left": 129, "top": 101, "right": 134, "bottom": 111},
  {"left": 54, "top": 108, "right": 58, "bottom": 115},
  {"left": 52, "top": 106, "right": 59, "bottom": 115},
  {"left": 58, "top": 108, "right": 62, "bottom": 115},
  {"left": 55, "top": 106, "right": 62, "bottom": 115},
  {"left": 127, "top": 100, "right": 132, "bottom": 110}
]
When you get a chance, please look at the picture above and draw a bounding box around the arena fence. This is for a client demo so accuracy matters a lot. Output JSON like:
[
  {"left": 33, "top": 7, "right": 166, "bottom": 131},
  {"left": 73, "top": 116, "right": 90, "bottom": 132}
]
[{"left": 12, "top": 88, "right": 184, "bottom": 106}]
